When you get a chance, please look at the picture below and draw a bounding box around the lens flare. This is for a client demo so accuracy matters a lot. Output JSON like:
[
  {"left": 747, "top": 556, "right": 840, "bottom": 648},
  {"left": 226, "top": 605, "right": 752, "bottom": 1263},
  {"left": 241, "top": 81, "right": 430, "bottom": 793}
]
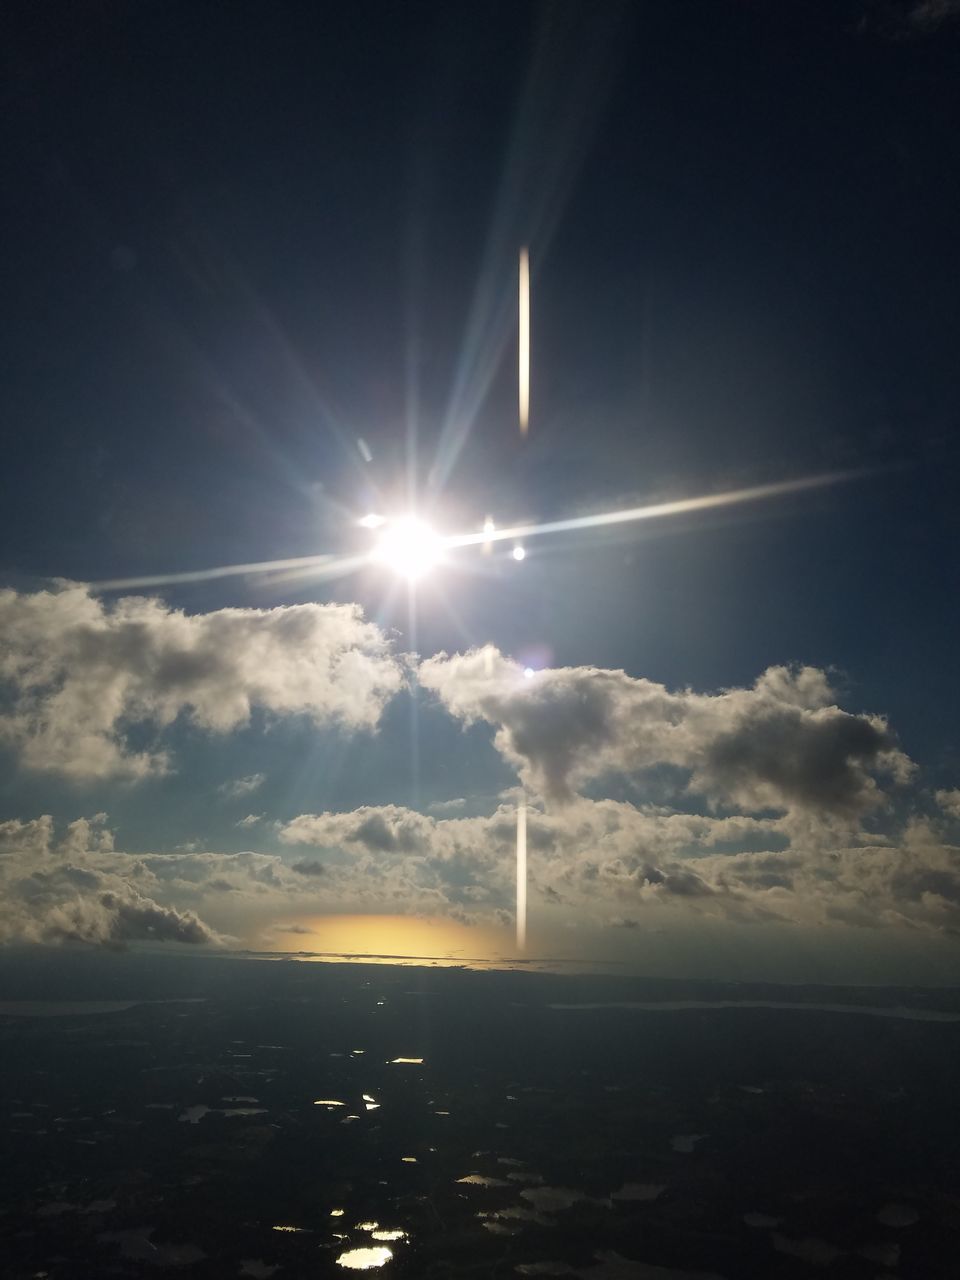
[
  {"left": 92, "top": 471, "right": 863, "bottom": 593},
  {"left": 519, "top": 247, "right": 530, "bottom": 434},
  {"left": 372, "top": 517, "right": 443, "bottom": 581}
]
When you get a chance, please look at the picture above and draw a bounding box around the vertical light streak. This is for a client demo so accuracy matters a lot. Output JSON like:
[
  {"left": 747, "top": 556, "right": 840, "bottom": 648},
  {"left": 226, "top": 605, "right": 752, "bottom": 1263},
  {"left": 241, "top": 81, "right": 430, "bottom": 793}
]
[
  {"left": 516, "top": 800, "right": 527, "bottom": 952},
  {"left": 482, "top": 515, "right": 495, "bottom": 556},
  {"left": 406, "top": 584, "right": 421, "bottom": 810},
  {"left": 518, "top": 247, "right": 530, "bottom": 435}
]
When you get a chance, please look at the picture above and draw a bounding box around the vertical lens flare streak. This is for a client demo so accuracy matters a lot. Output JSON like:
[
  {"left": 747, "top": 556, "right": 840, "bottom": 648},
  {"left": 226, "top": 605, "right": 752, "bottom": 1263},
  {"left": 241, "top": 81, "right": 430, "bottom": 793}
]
[
  {"left": 482, "top": 515, "right": 495, "bottom": 556},
  {"left": 519, "top": 247, "right": 530, "bottom": 435},
  {"left": 516, "top": 800, "right": 527, "bottom": 952}
]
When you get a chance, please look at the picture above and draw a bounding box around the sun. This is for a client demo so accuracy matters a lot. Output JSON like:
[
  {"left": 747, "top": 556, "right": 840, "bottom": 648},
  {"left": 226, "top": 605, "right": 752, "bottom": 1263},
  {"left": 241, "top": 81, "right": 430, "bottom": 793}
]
[{"left": 370, "top": 516, "right": 444, "bottom": 581}]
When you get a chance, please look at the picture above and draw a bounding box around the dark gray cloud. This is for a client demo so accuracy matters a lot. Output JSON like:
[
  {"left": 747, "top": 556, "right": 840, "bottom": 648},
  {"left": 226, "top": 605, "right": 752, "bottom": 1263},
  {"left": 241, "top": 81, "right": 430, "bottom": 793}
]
[
  {"left": 697, "top": 703, "right": 901, "bottom": 817},
  {"left": 289, "top": 859, "right": 326, "bottom": 877},
  {"left": 95, "top": 893, "right": 216, "bottom": 945}
]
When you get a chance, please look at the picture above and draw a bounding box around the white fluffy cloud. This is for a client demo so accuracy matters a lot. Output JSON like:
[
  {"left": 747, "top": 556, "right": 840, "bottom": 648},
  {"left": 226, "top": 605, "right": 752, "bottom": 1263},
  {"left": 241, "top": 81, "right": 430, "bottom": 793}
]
[
  {"left": 0, "top": 585, "right": 404, "bottom": 780},
  {"left": 419, "top": 647, "right": 913, "bottom": 815}
]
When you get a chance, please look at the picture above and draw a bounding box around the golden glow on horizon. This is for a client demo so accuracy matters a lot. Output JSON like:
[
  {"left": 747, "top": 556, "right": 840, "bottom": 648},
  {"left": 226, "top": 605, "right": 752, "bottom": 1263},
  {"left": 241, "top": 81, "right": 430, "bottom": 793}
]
[{"left": 264, "top": 913, "right": 510, "bottom": 965}]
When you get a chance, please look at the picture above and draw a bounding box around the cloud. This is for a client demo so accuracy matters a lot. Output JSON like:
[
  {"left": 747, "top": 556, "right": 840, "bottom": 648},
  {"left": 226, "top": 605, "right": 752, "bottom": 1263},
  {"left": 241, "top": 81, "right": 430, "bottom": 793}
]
[
  {"left": 220, "top": 774, "right": 266, "bottom": 800},
  {"left": 0, "top": 584, "right": 404, "bottom": 780},
  {"left": 236, "top": 813, "right": 263, "bottom": 829},
  {"left": 418, "top": 648, "right": 912, "bottom": 816},
  {"left": 936, "top": 789, "right": 960, "bottom": 821},
  {"left": 0, "top": 815, "right": 221, "bottom": 947},
  {"left": 278, "top": 803, "right": 519, "bottom": 911},
  {"left": 276, "top": 799, "right": 781, "bottom": 922},
  {"left": 281, "top": 805, "right": 441, "bottom": 855},
  {"left": 289, "top": 859, "right": 326, "bottom": 876},
  {"left": 276, "top": 795, "right": 960, "bottom": 935},
  {"left": 428, "top": 797, "right": 467, "bottom": 816}
]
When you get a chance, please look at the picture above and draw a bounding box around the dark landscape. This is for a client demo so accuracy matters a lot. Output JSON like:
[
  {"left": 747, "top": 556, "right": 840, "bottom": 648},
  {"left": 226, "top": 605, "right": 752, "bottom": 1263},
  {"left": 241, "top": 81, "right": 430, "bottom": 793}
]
[{"left": 3, "top": 951, "right": 959, "bottom": 1279}]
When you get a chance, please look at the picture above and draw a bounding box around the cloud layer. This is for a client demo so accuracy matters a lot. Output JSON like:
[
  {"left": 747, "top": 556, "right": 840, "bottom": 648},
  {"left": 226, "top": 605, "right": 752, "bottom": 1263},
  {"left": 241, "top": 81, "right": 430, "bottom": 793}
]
[
  {"left": 2, "top": 608, "right": 958, "bottom": 954},
  {"left": 276, "top": 796, "right": 960, "bottom": 935},
  {"left": 0, "top": 815, "right": 221, "bottom": 946},
  {"left": 3, "top": 790, "right": 960, "bottom": 952},
  {"left": 0, "top": 585, "right": 403, "bottom": 779}
]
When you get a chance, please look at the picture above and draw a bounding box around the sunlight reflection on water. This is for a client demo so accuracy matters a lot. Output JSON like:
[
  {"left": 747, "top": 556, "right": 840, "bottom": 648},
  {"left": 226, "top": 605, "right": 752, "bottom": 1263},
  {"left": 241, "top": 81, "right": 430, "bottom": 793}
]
[{"left": 336, "top": 1245, "right": 393, "bottom": 1270}]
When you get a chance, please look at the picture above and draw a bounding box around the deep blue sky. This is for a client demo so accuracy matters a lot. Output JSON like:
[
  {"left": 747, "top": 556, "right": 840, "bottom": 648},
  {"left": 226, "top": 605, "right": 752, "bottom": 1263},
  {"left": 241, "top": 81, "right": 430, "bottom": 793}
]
[{"left": 2, "top": 0, "right": 959, "bottom": 843}]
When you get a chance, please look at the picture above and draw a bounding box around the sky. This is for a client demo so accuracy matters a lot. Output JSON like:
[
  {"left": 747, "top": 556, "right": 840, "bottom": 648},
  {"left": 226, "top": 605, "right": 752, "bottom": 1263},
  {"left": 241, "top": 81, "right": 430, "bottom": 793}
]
[{"left": 2, "top": 0, "right": 960, "bottom": 981}]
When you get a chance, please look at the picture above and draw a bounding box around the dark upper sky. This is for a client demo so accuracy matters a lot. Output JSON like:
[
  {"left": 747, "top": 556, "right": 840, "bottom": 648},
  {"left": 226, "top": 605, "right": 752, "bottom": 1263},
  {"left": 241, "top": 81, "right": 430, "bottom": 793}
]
[{"left": 2, "top": 1, "right": 959, "bottom": 846}]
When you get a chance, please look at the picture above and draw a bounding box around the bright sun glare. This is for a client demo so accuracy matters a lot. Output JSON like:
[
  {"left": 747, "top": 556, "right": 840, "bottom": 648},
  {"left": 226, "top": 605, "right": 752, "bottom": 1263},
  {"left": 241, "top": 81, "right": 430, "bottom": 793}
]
[{"left": 371, "top": 516, "right": 443, "bottom": 581}]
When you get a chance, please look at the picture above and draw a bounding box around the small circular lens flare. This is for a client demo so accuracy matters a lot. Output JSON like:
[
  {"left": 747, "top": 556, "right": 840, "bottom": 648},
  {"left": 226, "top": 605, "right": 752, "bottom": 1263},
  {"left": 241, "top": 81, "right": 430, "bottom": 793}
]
[
  {"left": 372, "top": 517, "right": 443, "bottom": 581},
  {"left": 512, "top": 544, "right": 526, "bottom": 561}
]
